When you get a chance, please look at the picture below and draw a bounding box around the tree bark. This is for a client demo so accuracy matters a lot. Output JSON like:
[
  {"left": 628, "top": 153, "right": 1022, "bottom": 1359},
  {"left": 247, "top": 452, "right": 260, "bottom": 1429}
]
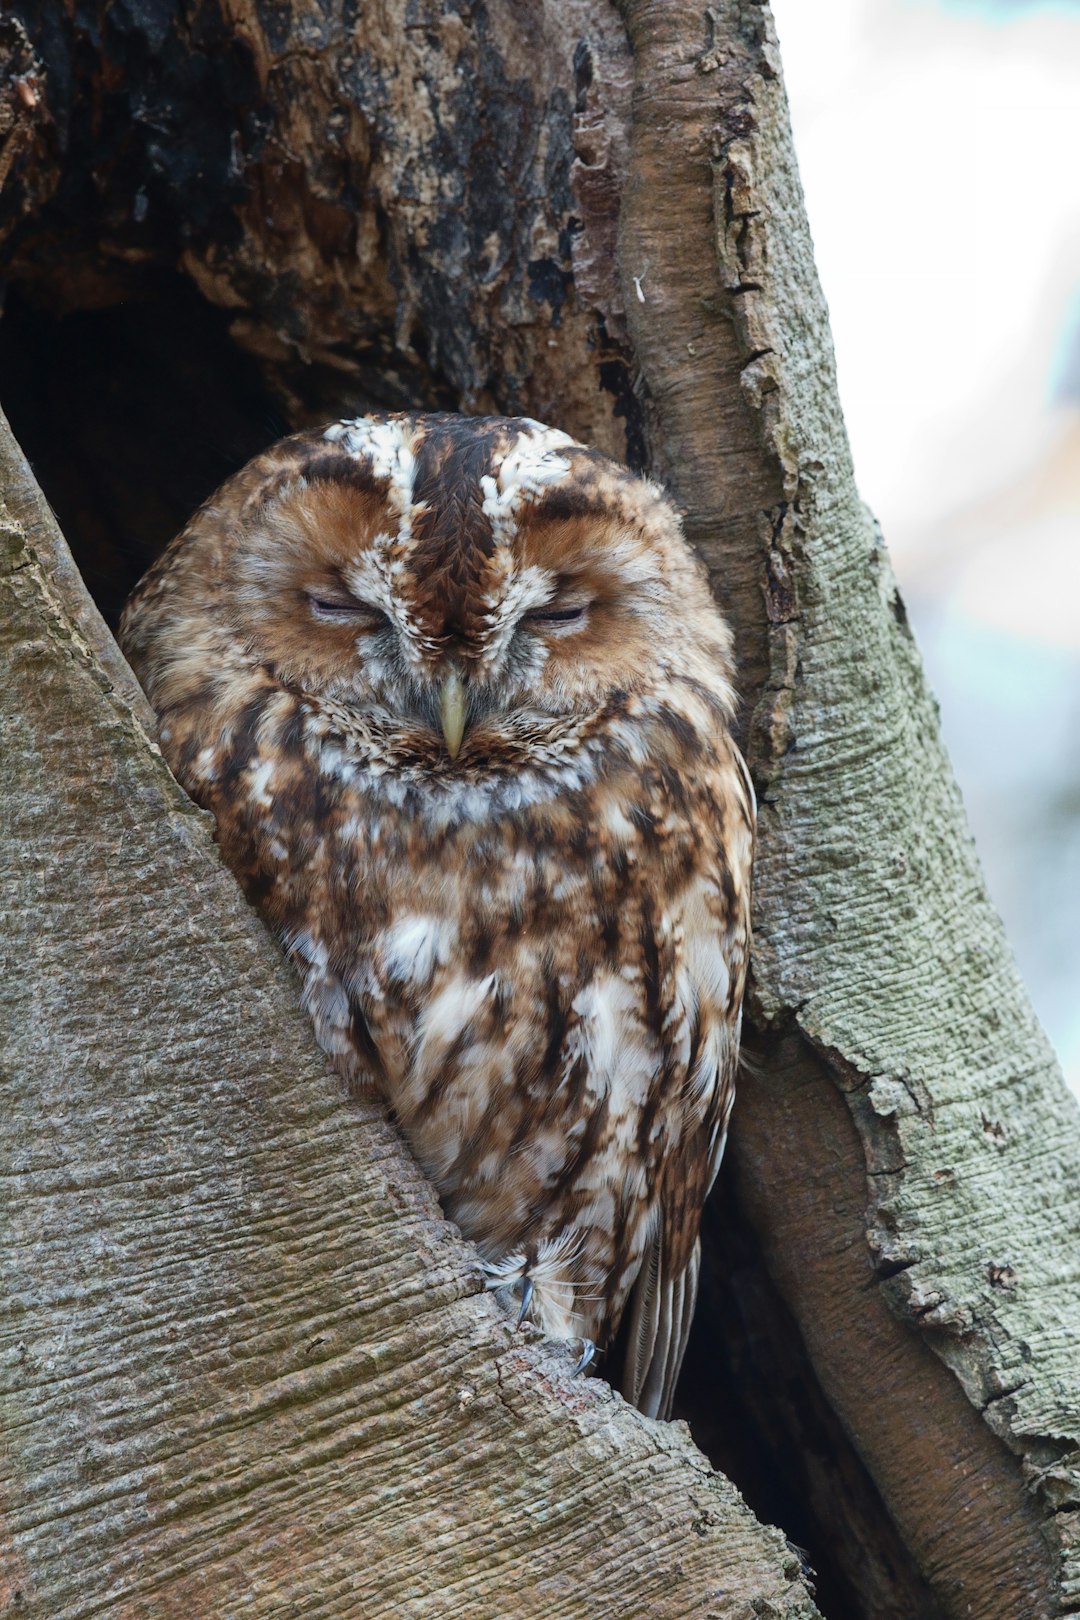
[
  {"left": 615, "top": 6, "right": 1080, "bottom": 1615},
  {"left": 2, "top": 2, "right": 1079, "bottom": 1616}
]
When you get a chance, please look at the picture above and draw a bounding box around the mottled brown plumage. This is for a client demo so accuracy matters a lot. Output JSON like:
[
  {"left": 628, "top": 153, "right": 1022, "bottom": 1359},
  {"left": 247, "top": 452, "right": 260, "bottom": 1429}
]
[{"left": 120, "top": 413, "right": 754, "bottom": 1417}]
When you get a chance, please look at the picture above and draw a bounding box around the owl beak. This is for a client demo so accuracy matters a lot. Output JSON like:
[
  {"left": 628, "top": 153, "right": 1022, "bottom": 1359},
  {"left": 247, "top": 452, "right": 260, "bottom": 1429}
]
[{"left": 439, "top": 668, "right": 467, "bottom": 758}]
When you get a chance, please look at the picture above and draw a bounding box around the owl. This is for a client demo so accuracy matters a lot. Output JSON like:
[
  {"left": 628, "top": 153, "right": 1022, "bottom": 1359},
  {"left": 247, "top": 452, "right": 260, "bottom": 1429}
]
[{"left": 119, "top": 413, "right": 754, "bottom": 1419}]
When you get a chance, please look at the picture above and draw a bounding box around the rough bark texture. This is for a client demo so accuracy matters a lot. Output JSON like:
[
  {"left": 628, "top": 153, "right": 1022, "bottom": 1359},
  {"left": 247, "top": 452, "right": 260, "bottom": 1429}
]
[
  {"left": 2, "top": 0, "right": 1080, "bottom": 1616},
  {"left": 0, "top": 0, "right": 638, "bottom": 444},
  {"left": 615, "top": 2, "right": 1080, "bottom": 1614}
]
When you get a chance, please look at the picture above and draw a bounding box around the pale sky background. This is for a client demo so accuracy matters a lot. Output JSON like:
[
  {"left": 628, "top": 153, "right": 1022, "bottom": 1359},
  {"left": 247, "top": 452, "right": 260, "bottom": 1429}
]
[{"left": 769, "top": 0, "right": 1080, "bottom": 1089}]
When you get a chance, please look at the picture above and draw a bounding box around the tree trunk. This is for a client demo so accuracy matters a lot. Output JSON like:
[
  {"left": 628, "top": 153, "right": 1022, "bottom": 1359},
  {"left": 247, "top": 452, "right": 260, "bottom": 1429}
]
[{"left": 2, "top": 3, "right": 1078, "bottom": 1617}]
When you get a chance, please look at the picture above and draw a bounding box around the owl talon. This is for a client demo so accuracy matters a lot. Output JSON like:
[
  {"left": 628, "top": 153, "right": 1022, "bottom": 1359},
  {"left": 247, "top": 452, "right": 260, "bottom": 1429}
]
[
  {"left": 573, "top": 1338, "right": 596, "bottom": 1377},
  {"left": 516, "top": 1276, "right": 534, "bottom": 1328}
]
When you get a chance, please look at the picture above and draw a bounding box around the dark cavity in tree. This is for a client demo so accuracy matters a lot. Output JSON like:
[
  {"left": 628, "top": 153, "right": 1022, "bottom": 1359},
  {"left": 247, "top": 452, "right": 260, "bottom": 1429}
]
[{"left": 0, "top": 278, "right": 283, "bottom": 625}]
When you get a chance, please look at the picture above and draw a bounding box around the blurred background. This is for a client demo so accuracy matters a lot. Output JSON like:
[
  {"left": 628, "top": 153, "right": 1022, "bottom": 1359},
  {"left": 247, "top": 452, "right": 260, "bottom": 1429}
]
[{"left": 770, "top": 0, "right": 1080, "bottom": 1092}]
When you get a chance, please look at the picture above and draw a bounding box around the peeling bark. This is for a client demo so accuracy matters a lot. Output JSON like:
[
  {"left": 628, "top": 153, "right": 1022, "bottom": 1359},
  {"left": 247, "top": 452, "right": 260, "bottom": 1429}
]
[{"left": 2, "top": 1, "right": 1080, "bottom": 1616}]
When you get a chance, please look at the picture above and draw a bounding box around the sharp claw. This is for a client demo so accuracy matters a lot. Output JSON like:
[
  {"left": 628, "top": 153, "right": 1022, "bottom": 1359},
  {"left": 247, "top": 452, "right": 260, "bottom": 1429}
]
[
  {"left": 573, "top": 1338, "right": 596, "bottom": 1377},
  {"left": 516, "top": 1277, "right": 534, "bottom": 1328}
]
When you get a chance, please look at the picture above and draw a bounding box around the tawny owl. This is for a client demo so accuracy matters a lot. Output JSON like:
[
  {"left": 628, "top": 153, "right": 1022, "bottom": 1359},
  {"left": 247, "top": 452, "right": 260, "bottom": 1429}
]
[{"left": 119, "top": 413, "right": 754, "bottom": 1419}]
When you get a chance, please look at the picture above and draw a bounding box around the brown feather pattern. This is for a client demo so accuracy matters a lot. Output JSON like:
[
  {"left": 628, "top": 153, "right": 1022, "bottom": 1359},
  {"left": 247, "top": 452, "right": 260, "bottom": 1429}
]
[{"left": 119, "top": 413, "right": 754, "bottom": 1418}]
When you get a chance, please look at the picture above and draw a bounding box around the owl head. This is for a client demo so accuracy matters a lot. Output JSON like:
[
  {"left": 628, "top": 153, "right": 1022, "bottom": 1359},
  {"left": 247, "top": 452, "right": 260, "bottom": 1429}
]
[{"left": 121, "top": 413, "right": 736, "bottom": 773}]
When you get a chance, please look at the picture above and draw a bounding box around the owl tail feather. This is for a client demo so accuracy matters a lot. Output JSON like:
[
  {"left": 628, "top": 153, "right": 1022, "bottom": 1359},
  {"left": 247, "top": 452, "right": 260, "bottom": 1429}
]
[{"left": 621, "top": 1234, "right": 700, "bottom": 1420}]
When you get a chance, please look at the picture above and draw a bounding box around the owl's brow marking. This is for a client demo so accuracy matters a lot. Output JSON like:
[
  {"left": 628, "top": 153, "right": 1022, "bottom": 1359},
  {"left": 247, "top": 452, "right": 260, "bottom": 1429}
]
[
  {"left": 479, "top": 423, "right": 575, "bottom": 548},
  {"left": 322, "top": 416, "right": 460, "bottom": 668},
  {"left": 324, "top": 416, "right": 420, "bottom": 557}
]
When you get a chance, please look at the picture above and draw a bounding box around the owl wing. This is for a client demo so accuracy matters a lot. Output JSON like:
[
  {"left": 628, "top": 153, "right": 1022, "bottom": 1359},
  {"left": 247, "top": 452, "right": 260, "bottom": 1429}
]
[
  {"left": 619, "top": 995, "right": 739, "bottom": 1420},
  {"left": 621, "top": 763, "right": 752, "bottom": 1420}
]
